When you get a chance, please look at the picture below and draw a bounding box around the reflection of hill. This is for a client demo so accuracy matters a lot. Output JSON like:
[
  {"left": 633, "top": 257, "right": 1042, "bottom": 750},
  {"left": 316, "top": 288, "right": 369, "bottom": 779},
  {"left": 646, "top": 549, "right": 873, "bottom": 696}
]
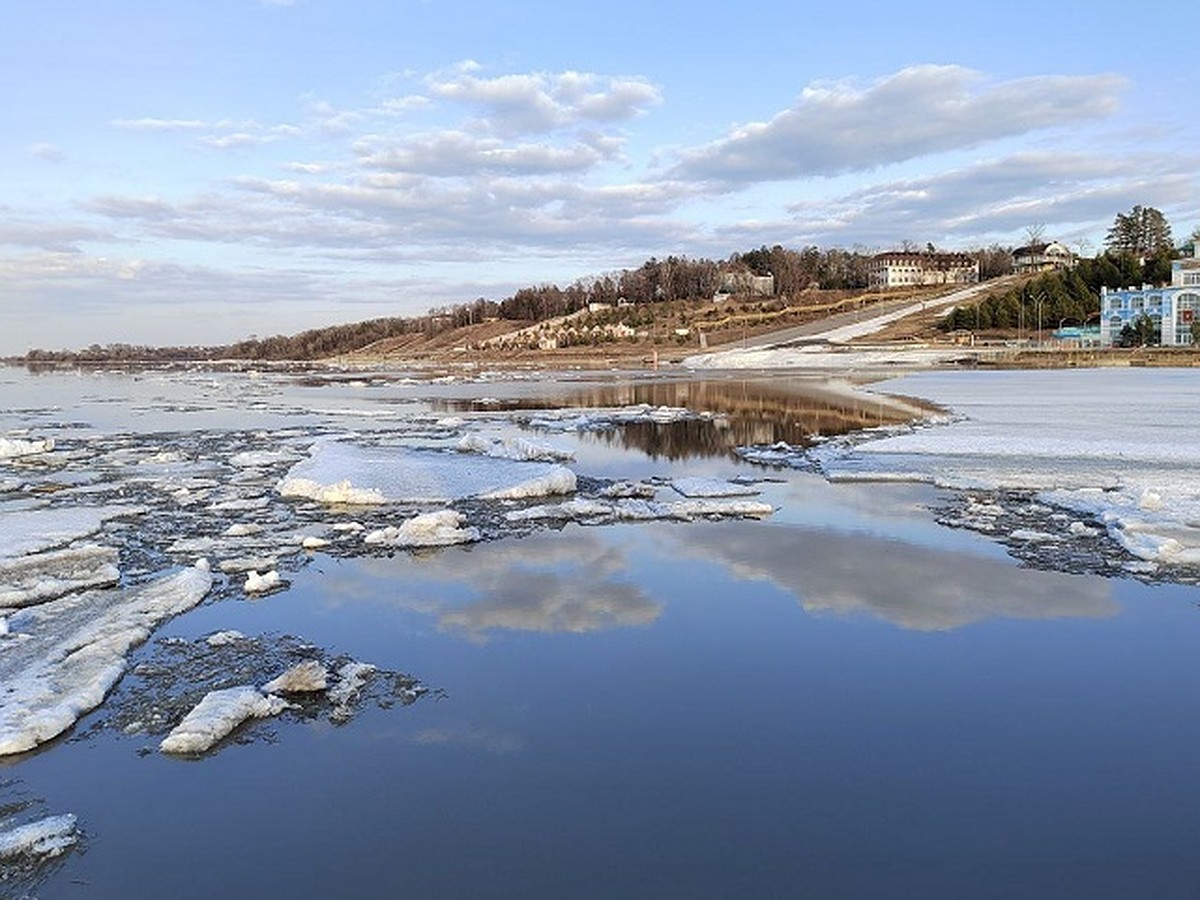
[
  {"left": 570, "top": 378, "right": 938, "bottom": 461},
  {"left": 431, "top": 376, "right": 937, "bottom": 461}
]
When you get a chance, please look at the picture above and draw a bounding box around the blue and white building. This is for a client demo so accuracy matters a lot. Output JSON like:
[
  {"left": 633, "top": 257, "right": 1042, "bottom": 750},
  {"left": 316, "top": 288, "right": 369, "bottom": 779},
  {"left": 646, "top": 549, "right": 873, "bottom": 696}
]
[{"left": 1099, "top": 245, "right": 1200, "bottom": 346}]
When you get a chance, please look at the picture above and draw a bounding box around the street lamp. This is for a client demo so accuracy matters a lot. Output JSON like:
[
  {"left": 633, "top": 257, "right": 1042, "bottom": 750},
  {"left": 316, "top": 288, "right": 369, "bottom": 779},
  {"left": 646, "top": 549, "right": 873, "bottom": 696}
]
[{"left": 1034, "top": 291, "right": 1047, "bottom": 346}]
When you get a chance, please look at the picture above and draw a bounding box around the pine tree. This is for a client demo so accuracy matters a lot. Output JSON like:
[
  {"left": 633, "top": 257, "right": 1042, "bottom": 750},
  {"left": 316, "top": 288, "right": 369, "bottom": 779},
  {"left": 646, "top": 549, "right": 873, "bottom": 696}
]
[{"left": 1104, "top": 205, "right": 1173, "bottom": 256}]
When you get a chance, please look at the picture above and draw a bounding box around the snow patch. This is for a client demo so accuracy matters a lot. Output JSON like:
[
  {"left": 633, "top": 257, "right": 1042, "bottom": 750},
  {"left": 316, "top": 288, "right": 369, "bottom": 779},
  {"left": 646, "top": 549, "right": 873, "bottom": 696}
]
[{"left": 0, "top": 814, "right": 77, "bottom": 859}]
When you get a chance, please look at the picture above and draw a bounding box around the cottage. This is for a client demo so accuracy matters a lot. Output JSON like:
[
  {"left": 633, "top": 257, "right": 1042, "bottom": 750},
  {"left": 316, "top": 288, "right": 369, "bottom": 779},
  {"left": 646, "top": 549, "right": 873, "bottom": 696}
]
[{"left": 1012, "top": 241, "right": 1075, "bottom": 274}]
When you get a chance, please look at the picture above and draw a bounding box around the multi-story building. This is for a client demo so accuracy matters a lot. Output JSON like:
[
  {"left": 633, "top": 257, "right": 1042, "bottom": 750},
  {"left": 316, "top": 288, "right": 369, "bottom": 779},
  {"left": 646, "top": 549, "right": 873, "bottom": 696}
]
[
  {"left": 1099, "top": 244, "right": 1200, "bottom": 346},
  {"left": 1012, "top": 241, "right": 1075, "bottom": 274},
  {"left": 868, "top": 252, "right": 978, "bottom": 289}
]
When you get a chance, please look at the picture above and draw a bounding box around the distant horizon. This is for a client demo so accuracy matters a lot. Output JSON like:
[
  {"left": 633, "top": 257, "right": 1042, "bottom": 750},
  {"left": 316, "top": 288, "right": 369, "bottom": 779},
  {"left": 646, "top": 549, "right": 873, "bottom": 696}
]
[{"left": 3, "top": 0, "right": 1197, "bottom": 355}]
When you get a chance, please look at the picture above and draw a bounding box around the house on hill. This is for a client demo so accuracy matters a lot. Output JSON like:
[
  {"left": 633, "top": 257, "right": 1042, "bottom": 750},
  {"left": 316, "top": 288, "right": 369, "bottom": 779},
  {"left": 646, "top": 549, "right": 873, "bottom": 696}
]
[
  {"left": 867, "top": 251, "right": 978, "bottom": 289},
  {"left": 1012, "top": 241, "right": 1075, "bottom": 274},
  {"left": 1098, "top": 243, "right": 1200, "bottom": 346}
]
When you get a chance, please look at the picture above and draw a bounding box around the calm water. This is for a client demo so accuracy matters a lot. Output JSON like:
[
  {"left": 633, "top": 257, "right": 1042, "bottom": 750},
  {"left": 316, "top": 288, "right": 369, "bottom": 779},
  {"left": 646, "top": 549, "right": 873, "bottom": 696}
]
[{"left": 4, "top": 367, "right": 1200, "bottom": 899}]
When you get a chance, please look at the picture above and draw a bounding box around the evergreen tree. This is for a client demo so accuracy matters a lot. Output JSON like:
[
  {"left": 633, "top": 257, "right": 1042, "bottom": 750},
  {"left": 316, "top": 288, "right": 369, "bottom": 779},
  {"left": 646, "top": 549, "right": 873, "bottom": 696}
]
[{"left": 1104, "top": 205, "right": 1173, "bottom": 256}]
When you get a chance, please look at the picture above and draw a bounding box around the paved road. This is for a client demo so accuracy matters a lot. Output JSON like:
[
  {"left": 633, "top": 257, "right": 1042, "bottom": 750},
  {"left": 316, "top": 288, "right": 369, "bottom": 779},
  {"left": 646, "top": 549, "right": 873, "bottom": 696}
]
[{"left": 727, "top": 277, "right": 1017, "bottom": 351}]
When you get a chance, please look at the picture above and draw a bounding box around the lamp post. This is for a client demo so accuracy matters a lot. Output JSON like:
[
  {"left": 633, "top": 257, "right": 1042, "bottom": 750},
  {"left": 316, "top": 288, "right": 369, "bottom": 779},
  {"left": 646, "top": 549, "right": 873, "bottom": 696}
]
[{"left": 1034, "top": 291, "right": 1047, "bottom": 346}]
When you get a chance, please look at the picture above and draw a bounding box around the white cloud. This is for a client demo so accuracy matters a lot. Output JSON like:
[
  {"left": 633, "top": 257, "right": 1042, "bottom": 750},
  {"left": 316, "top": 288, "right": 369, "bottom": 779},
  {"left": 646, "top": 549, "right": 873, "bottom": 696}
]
[
  {"left": 27, "top": 142, "right": 65, "bottom": 163},
  {"left": 667, "top": 66, "right": 1128, "bottom": 188},
  {"left": 425, "top": 61, "right": 661, "bottom": 136}
]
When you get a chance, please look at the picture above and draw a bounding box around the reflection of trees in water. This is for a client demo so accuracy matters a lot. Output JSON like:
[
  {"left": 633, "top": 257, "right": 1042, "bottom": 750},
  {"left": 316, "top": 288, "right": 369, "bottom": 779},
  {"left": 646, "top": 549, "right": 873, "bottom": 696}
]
[
  {"left": 575, "top": 379, "right": 930, "bottom": 460},
  {"left": 431, "top": 378, "right": 933, "bottom": 461}
]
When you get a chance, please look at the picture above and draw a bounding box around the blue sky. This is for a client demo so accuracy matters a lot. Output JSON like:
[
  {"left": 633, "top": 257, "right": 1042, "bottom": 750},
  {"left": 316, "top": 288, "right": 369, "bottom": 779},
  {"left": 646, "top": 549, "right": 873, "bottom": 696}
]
[{"left": 2, "top": 0, "right": 1196, "bottom": 353}]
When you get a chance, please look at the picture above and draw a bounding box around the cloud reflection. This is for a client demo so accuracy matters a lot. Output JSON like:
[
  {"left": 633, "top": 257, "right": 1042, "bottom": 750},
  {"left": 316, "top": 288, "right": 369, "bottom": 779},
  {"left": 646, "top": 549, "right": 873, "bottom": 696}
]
[
  {"left": 678, "top": 524, "right": 1116, "bottom": 631},
  {"left": 365, "top": 532, "right": 661, "bottom": 640}
]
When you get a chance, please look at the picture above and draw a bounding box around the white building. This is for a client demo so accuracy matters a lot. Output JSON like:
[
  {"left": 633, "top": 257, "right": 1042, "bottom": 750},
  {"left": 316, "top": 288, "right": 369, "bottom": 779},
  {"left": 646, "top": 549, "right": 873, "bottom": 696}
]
[
  {"left": 1099, "top": 245, "right": 1200, "bottom": 346},
  {"left": 868, "top": 252, "right": 978, "bottom": 289},
  {"left": 1012, "top": 241, "right": 1075, "bottom": 274}
]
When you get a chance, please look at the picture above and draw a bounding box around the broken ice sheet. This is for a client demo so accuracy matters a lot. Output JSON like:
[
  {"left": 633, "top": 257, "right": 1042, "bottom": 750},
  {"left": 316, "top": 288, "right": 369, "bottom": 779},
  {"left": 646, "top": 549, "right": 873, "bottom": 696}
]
[
  {"left": 0, "top": 563, "right": 214, "bottom": 756},
  {"left": 92, "top": 632, "right": 427, "bottom": 753},
  {"left": 0, "top": 784, "right": 79, "bottom": 897},
  {"left": 278, "top": 439, "right": 576, "bottom": 505}
]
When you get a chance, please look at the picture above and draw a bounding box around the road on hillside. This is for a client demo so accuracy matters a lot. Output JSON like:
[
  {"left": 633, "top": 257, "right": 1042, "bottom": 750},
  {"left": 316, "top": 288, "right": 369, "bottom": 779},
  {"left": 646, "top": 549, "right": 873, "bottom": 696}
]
[{"left": 726, "top": 277, "right": 1016, "bottom": 351}]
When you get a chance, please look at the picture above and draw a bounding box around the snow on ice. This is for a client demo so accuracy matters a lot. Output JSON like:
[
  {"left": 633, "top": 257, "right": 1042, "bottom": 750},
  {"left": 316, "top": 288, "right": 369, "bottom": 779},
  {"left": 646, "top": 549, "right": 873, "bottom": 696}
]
[
  {"left": 0, "top": 562, "right": 213, "bottom": 756},
  {"left": 818, "top": 370, "right": 1200, "bottom": 570},
  {"left": 278, "top": 440, "right": 575, "bottom": 504}
]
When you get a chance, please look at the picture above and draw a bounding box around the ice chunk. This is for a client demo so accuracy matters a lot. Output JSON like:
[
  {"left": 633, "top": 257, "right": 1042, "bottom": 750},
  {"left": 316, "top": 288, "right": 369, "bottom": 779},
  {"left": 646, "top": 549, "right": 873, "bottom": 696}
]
[
  {"left": 0, "top": 814, "right": 77, "bottom": 859},
  {"left": 205, "top": 630, "right": 245, "bottom": 647},
  {"left": 159, "top": 685, "right": 291, "bottom": 755},
  {"left": 261, "top": 660, "right": 327, "bottom": 694},
  {"left": 277, "top": 477, "right": 387, "bottom": 505},
  {"left": 223, "top": 523, "right": 264, "bottom": 537},
  {"left": 279, "top": 440, "right": 576, "bottom": 504},
  {"left": 229, "top": 449, "right": 297, "bottom": 467},
  {"left": 0, "top": 563, "right": 213, "bottom": 756},
  {"left": 244, "top": 570, "right": 281, "bottom": 594},
  {"left": 364, "top": 510, "right": 480, "bottom": 548},
  {"left": 670, "top": 477, "right": 760, "bottom": 498},
  {"left": 328, "top": 661, "right": 376, "bottom": 714},
  {"left": 456, "top": 433, "right": 574, "bottom": 462},
  {"left": 0, "top": 505, "right": 142, "bottom": 560},
  {"left": 478, "top": 466, "right": 576, "bottom": 500},
  {"left": 0, "top": 545, "right": 120, "bottom": 608},
  {"left": 0, "top": 437, "right": 55, "bottom": 459}
]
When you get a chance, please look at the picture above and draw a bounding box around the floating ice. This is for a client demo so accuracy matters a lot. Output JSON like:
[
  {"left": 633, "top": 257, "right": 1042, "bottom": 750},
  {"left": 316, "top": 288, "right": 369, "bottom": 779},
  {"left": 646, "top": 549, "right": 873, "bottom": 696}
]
[
  {"left": 0, "top": 437, "right": 55, "bottom": 459},
  {"left": 456, "top": 433, "right": 574, "bottom": 462},
  {"left": 224, "top": 523, "right": 264, "bottom": 537},
  {"left": 277, "top": 477, "right": 387, "bottom": 505},
  {"left": 280, "top": 440, "right": 576, "bottom": 504},
  {"left": 0, "top": 563, "right": 213, "bottom": 756},
  {"left": 0, "top": 505, "right": 142, "bottom": 560},
  {"left": 205, "top": 630, "right": 245, "bottom": 647},
  {"left": 670, "top": 477, "right": 760, "bottom": 498},
  {"left": 229, "top": 449, "right": 298, "bottom": 468},
  {"left": 244, "top": 570, "right": 282, "bottom": 594},
  {"left": 505, "top": 496, "right": 773, "bottom": 524},
  {"left": 261, "top": 660, "right": 327, "bottom": 694},
  {"left": 363, "top": 510, "right": 481, "bottom": 548},
  {"left": 0, "top": 814, "right": 77, "bottom": 859},
  {"left": 328, "top": 661, "right": 376, "bottom": 717},
  {"left": 0, "top": 545, "right": 119, "bottom": 608},
  {"left": 159, "top": 685, "right": 291, "bottom": 755},
  {"left": 822, "top": 370, "right": 1200, "bottom": 570}
]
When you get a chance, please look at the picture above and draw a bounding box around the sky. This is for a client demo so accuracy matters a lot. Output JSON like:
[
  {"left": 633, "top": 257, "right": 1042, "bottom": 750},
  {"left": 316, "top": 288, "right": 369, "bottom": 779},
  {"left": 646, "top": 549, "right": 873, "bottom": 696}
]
[{"left": 2, "top": 0, "right": 1197, "bottom": 354}]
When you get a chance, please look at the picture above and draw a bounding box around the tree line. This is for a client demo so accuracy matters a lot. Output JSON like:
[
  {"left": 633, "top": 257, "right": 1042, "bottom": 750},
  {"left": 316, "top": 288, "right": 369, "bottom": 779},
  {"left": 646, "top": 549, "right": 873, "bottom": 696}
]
[{"left": 18, "top": 205, "right": 1198, "bottom": 362}]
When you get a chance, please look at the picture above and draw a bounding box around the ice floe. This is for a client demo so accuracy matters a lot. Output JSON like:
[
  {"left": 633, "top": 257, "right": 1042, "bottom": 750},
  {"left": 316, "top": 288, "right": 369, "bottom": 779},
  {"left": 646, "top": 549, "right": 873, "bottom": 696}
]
[
  {"left": 279, "top": 440, "right": 576, "bottom": 504},
  {"left": 261, "top": 660, "right": 328, "bottom": 694},
  {"left": 0, "top": 562, "right": 213, "bottom": 755},
  {"left": 0, "top": 437, "right": 55, "bottom": 459},
  {"left": 0, "top": 505, "right": 142, "bottom": 560},
  {"left": 0, "top": 545, "right": 119, "bottom": 608},
  {"left": 670, "top": 477, "right": 760, "bottom": 498},
  {"left": 0, "top": 813, "right": 78, "bottom": 859},
  {"left": 363, "top": 510, "right": 480, "bottom": 548},
  {"left": 819, "top": 370, "right": 1200, "bottom": 573},
  {"left": 159, "top": 685, "right": 292, "bottom": 755},
  {"left": 456, "top": 433, "right": 574, "bottom": 462},
  {"left": 244, "top": 570, "right": 282, "bottom": 594},
  {"left": 505, "top": 496, "right": 773, "bottom": 524}
]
